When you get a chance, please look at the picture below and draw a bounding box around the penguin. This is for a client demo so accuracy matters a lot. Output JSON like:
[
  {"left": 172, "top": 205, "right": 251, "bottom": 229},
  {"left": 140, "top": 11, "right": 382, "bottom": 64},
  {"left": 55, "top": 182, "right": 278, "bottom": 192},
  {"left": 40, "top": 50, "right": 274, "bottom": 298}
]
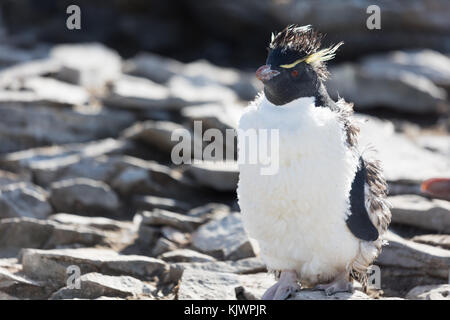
[{"left": 237, "top": 25, "right": 391, "bottom": 300}]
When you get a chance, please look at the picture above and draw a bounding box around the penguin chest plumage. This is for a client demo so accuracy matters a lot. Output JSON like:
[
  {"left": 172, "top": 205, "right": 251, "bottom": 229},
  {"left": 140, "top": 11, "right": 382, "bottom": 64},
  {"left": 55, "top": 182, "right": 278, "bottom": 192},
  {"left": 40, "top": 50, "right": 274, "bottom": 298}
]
[{"left": 237, "top": 95, "right": 361, "bottom": 285}]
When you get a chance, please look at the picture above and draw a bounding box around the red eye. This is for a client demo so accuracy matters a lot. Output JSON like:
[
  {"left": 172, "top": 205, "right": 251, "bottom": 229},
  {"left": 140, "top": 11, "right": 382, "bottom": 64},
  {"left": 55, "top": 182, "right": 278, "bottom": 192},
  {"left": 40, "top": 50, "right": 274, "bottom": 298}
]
[{"left": 291, "top": 70, "right": 299, "bottom": 77}]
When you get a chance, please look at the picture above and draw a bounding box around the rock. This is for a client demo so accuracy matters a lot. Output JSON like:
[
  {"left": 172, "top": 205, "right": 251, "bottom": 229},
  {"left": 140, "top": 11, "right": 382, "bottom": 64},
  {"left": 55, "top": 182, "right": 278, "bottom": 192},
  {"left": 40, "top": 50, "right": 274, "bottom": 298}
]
[
  {"left": 139, "top": 210, "right": 203, "bottom": 232},
  {"left": 50, "top": 273, "right": 146, "bottom": 300},
  {"left": 122, "top": 120, "right": 202, "bottom": 154},
  {"left": 327, "top": 61, "right": 447, "bottom": 114},
  {"left": 136, "top": 224, "right": 159, "bottom": 248},
  {"left": 0, "top": 58, "right": 61, "bottom": 88},
  {"left": 103, "top": 75, "right": 175, "bottom": 111},
  {"left": 0, "top": 102, "right": 135, "bottom": 153},
  {"left": 159, "top": 249, "right": 216, "bottom": 263},
  {"left": 177, "top": 269, "right": 273, "bottom": 300},
  {"left": 411, "top": 234, "right": 450, "bottom": 250},
  {"left": 389, "top": 195, "right": 450, "bottom": 232},
  {"left": 185, "top": 161, "right": 239, "bottom": 192},
  {"left": 125, "top": 54, "right": 259, "bottom": 100},
  {"left": 361, "top": 50, "right": 450, "bottom": 90},
  {"left": 0, "top": 267, "right": 48, "bottom": 299},
  {"left": 133, "top": 195, "right": 191, "bottom": 213},
  {"left": 192, "top": 213, "right": 258, "bottom": 260},
  {"left": 0, "top": 138, "right": 130, "bottom": 180},
  {"left": 181, "top": 103, "right": 241, "bottom": 131},
  {"left": 187, "top": 203, "right": 231, "bottom": 222},
  {"left": 50, "top": 43, "right": 122, "bottom": 90},
  {"left": 180, "top": 59, "right": 259, "bottom": 101},
  {"left": 406, "top": 284, "right": 450, "bottom": 300},
  {"left": 357, "top": 115, "right": 450, "bottom": 182},
  {"left": 49, "top": 178, "right": 120, "bottom": 216},
  {"left": 0, "top": 217, "right": 106, "bottom": 249},
  {"left": 20, "top": 248, "right": 169, "bottom": 287},
  {"left": 151, "top": 238, "right": 177, "bottom": 257},
  {"left": 22, "top": 77, "right": 90, "bottom": 106},
  {"left": 0, "top": 170, "right": 22, "bottom": 186},
  {"left": 161, "top": 227, "right": 190, "bottom": 246},
  {"left": 289, "top": 289, "right": 371, "bottom": 300},
  {"left": 123, "top": 52, "right": 184, "bottom": 84},
  {"left": 49, "top": 213, "right": 127, "bottom": 231},
  {"left": 0, "top": 182, "right": 52, "bottom": 219},
  {"left": 167, "top": 75, "right": 237, "bottom": 106},
  {"left": 376, "top": 231, "right": 450, "bottom": 279},
  {"left": 414, "top": 135, "right": 450, "bottom": 156}
]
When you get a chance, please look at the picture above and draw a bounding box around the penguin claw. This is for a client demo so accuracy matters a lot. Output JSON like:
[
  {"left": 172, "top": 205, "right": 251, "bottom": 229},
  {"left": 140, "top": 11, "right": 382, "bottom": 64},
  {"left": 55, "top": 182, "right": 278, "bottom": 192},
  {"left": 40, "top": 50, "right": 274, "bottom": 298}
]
[
  {"left": 315, "top": 278, "right": 353, "bottom": 296},
  {"left": 272, "top": 283, "right": 301, "bottom": 300},
  {"left": 261, "top": 270, "right": 300, "bottom": 300}
]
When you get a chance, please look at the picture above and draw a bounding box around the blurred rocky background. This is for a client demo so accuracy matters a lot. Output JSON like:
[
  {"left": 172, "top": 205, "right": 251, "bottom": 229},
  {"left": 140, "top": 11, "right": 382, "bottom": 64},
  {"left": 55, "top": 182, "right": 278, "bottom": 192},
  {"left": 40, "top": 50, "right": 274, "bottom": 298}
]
[{"left": 0, "top": 0, "right": 449, "bottom": 300}]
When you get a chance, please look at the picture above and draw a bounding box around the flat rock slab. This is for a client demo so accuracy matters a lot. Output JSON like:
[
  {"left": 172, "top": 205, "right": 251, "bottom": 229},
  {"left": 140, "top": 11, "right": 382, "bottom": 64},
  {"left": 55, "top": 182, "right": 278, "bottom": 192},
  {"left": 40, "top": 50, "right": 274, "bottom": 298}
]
[
  {"left": 357, "top": 115, "right": 450, "bottom": 182},
  {"left": 0, "top": 102, "right": 135, "bottom": 153},
  {"left": 0, "top": 267, "right": 48, "bottom": 299},
  {"left": 50, "top": 43, "right": 122, "bottom": 90},
  {"left": 411, "top": 234, "right": 450, "bottom": 250},
  {"left": 0, "top": 182, "right": 52, "bottom": 219},
  {"left": 0, "top": 217, "right": 106, "bottom": 249},
  {"left": 20, "top": 248, "right": 169, "bottom": 288},
  {"left": 290, "top": 289, "right": 371, "bottom": 300},
  {"left": 377, "top": 231, "right": 450, "bottom": 279},
  {"left": 49, "top": 213, "right": 128, "bottom": 231},
  {"left": 406, "top": 284, "right": 450, "bottom": 300},
  {"left": 50, "top": 272, "right": 149, "bottom": 300},
  {"left": 159, "top": 249, "right": 216, "bottom": 263},
  {"left": 178, "top": 269, "right": 274, "bottom": 300},
  {"left": 389, "top": 195, "right": 450, "bottom": 233},
  {"left": 167, "top": 257, "right": 266, "bottom": 284},
  {"left": 192, "top": 212, "right": 257, "bottom": 260},
  {"left": 139, "top": 209, "right": 203, "bottom": 232},
  {"left": 185, "top": 161, "right": 239, "bottom": 192},
  {"left": 49, "top": 178, "right": 120, "bottom": 216}
]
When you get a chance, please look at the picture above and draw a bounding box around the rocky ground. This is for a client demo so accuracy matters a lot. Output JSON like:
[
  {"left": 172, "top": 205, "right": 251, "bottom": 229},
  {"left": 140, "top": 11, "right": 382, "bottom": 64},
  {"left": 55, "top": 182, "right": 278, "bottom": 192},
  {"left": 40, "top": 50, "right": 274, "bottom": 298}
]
[{"left": 0, "top": 39, "right": 449, "bottom": 300}]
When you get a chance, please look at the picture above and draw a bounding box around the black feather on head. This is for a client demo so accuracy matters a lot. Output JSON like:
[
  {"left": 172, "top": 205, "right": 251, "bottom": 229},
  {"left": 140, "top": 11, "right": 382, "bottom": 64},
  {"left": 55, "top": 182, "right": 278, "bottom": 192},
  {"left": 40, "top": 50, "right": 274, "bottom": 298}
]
[
  {"left": 269, "top": 24, "right": 321, "bottom": 56},
  {"left": 267, "top": 24, "right": 342, "bottom": 80}
]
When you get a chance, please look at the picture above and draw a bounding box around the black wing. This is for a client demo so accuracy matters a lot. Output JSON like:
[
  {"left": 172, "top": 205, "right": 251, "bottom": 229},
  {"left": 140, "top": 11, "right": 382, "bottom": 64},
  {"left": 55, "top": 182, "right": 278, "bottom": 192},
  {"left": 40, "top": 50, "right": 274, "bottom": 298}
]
[{"left": 346, "top": 157, "right": 379, "bottom": 241}]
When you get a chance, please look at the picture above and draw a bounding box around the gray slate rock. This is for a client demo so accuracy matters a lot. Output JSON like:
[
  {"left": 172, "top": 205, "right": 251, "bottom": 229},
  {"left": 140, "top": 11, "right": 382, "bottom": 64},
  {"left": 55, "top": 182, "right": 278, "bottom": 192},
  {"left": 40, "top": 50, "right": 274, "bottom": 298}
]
[
  {"left": 185, "top": 161, "right": 239, "bottom": 192},
  {"left": 50, "top": 273, "right": 147, "bottom": 300},
  {"left": 133, "top": 195, "right": 191, "bottom": 214},
  {"left": 411, "top": 234, "right": 450, "bottom": 250},
  {"left": 0, "top": 182, "right": 52, "bottom": 219},
  {"left": 377, "top": 231, "right": 450, "bottom": 279},
  {"left": 406, "top": 284, "right": 450, "bottom": 300},
  {"left": 357, "top": 115, "right": 450, "bottom": 182},
  {"left": 177, "top": 269, "right": 273, "bottom": 300},
  {"left": 192, "top": 213, "right": 258, "bottom": 260},
  {"left": 389, "top": 195, "right": 450, "bottom": 233},
  {"left": 0, "top": 102, "right": 135, "bottom": 153},
  {"left": 49, "top": 213, "right": 128, "bottom": 231},
  {"left": 20, "top": 248, "right": 169, "bottom": 287},
  {"left": 0, "top": 217, "right": 106, "bottom": 249},
  {"left": 50, "top": 43, "right": 122, "bottom": 90},
  {"left": 159, "top": 249, "right": 216, "bottom": 263},
  {"left": 49, "top": 178, "right": 120, "bottom": 216},
  {"left": 22, "top": 77, "right": 90, "bottom": 106},
  {"left": 328, "top": 60, "right": 447, "bottom": 114},
  {"left": 139, "top": 209, "right": 203, "bottom": 232}
]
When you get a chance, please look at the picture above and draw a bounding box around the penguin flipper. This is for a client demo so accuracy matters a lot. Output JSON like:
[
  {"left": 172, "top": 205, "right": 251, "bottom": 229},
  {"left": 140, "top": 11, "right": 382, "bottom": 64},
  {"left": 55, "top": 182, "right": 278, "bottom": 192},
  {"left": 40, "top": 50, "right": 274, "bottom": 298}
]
[{"left": 345, "top": 157, "right": 379, "bottom": 242}]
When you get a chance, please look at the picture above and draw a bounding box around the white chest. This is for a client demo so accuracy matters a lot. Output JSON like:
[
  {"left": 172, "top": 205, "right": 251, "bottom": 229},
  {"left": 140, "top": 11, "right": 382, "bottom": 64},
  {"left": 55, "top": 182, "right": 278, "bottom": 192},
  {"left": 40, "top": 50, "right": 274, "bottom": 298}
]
[{"left": 237, "top": 96, "right": 360, "bottom": 283}]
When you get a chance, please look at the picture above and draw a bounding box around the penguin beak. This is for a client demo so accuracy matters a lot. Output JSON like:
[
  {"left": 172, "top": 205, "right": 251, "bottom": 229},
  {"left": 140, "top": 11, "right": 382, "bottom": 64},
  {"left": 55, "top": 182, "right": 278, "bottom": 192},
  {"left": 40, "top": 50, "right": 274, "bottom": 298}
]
[{"left": 256, "top": 65, "right": 280, "bottom": 82}]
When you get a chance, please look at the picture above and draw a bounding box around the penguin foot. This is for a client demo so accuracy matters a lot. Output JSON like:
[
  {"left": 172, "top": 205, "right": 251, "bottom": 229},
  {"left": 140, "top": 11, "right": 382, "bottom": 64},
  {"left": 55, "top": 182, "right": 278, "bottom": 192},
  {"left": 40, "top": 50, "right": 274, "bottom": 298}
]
[
  {"left": 262, "top": 270, "right": 300, "bottom": 300},
  {"left": 314, "top": 274, "right": 353, "bottom": 296}
]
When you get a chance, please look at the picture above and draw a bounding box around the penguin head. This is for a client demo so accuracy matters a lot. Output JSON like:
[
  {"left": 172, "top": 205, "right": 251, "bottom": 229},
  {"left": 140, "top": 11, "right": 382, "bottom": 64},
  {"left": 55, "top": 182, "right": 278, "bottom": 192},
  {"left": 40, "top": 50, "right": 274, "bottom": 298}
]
[{"left": 256, "top": 25, "right": 342, "bottom": 106}]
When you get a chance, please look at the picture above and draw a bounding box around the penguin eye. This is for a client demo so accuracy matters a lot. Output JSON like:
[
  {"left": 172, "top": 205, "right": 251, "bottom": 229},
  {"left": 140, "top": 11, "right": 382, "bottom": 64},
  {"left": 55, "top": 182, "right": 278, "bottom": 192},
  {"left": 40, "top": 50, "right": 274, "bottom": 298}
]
[{"left": 291, "top": 70, "right": 299, "bottom": 77}]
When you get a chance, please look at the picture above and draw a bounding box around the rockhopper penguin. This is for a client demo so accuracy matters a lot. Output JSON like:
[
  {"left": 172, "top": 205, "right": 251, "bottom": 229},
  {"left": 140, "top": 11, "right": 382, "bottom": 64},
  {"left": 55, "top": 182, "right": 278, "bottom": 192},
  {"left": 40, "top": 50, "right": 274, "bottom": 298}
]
[{"left": 237, "top": 25, "right": 391, "bottom": 299}]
